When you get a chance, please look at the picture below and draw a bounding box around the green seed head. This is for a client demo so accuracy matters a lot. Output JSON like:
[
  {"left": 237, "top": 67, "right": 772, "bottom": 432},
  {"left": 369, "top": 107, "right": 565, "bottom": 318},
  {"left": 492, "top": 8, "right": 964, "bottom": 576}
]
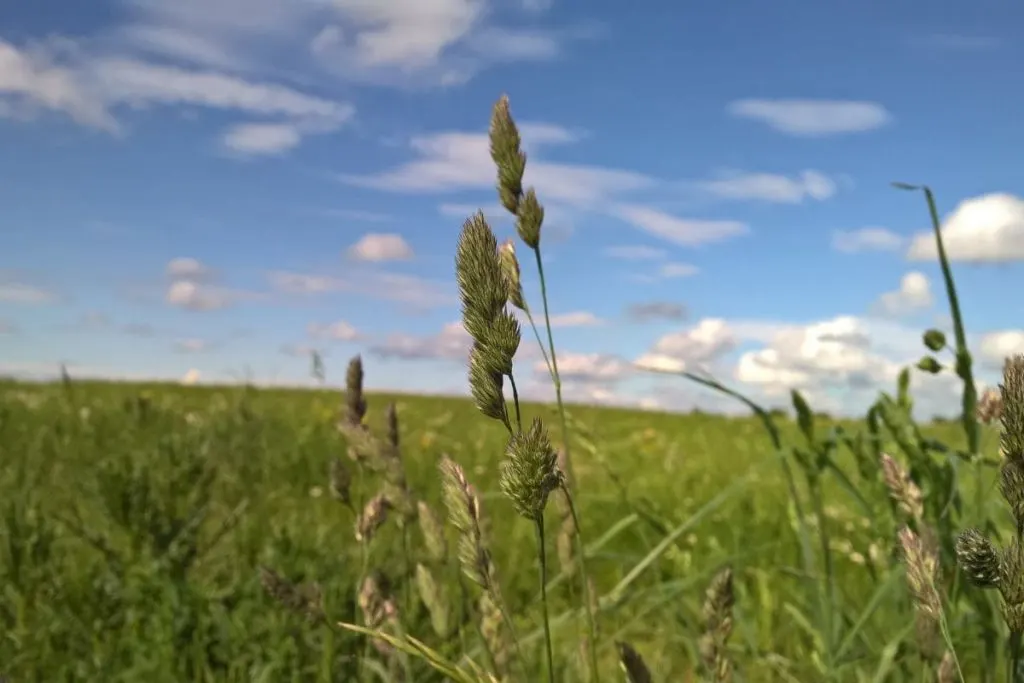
[
  {"left": 499, "top": 418, "right": 562, "bottom": 520},
  {"left": 955, "top": 528, "right": 1000, "bottom": 589}
]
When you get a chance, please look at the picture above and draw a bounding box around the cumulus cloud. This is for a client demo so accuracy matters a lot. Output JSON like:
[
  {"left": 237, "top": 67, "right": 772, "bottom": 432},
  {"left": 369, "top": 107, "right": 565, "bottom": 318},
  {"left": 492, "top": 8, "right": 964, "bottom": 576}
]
[
  {"left": 727, "top": 99, "right": 892, "bottom": 136},
  {"left": 181, "top": 368, "right": 201, "bottom": 384},
  {"left": 873, "top": 272, "right": 933, "bottom": 317},
  {"left": 347, "top": 233, "right": 415, "bottom": 262},
  {"left": 978, "top": 331, "right": 1024, "bottom": 368},
  {"left": 370, "top": 321, "right": 472, "bottom": 361},
  {"left": 697, "top": 169, "right": 837, "bottom": 203},
  {"left": 907, "top": 193, "right": 1024, "bottom": 262},
  {"left": 164, "top": 258, "right": 239, "bottom": 311},
  {"left": 635, "top": 318, "right": 737, "bottom": 373},
  {"left": 833, "top": 227, "right": 905, "bottom": 253},
  {"left": 538, "top": 352, "right": 631, "bottom": 383}
]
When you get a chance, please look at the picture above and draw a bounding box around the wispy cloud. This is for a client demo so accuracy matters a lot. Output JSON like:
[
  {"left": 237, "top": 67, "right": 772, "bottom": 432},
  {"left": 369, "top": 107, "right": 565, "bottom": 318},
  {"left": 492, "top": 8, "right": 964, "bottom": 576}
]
[{"left": 726, "top": 99, "right": 893, "bottom": 136}]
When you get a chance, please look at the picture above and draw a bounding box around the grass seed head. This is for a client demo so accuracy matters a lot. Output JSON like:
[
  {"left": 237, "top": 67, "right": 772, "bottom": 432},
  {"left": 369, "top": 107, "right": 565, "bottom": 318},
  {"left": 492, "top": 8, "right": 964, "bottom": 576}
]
[
  {"left": 978, "top": 386, "right": 1003, "bottom": 425},
  {"left": 1000, "top": 541, "right": 1024, "bottom": 632},
  {"left": 489, "top": 94, "right": 526, "bottom": 218},
  {"left": 468, "top": 344, "right": 508, "bottom": 423},
  {"left": 328, "top": 457, "right": 352, "bottom": 507},
  {"left": 880, "top": 452, "right": 924, "bottom": 522},
  {"left": 355, "top": 492, "right": 391, "bottom": 543},
  {"left": 699, "top": 566, "right": 736, "bottom": 682},
  {"left": 439, "top": 455, "right": 495, "bottom": 592},
  {"left": 343, "top": 355, "right": 367, "bottom": 428},
  {"left": 955, "top": 528, "right": 1000, "bottom": 588},
  {"left": 417, "top": 500, "right": 448, "bottom": 564},
  {"left": 899, "top": 525, "right": 942, "bottom": 621},
  {"left": 514, "top": 188, "right": 544, "bottom": 251},
  {"left": 456, "top": 212, "right": 507, "bottom": 343},
  {"left": 497, "top": 239, "right": 526, "bottom": 311},
  {"left": 1001, "top": 355, "right": 1024, "bottom": 461},
  {"left": 499, "top": 417, "right": 562, "bottom": 520}
]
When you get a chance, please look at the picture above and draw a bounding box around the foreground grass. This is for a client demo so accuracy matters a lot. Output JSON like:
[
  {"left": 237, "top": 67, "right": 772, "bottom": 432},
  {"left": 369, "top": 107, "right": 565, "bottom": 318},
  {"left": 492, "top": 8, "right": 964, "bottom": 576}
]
[{"left": 0, "top": 377, "right": 997, "bottom": 681}]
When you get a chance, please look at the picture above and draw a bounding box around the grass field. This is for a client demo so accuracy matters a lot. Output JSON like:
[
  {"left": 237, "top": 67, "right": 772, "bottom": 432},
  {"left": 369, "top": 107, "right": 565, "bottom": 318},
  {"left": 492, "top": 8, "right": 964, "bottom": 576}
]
[
  {"left": 0, "top": 372, "right": 1007, "bottom": 682},
  {"left": 2, "top": 97, "right": 1019, "bottom": 683}
]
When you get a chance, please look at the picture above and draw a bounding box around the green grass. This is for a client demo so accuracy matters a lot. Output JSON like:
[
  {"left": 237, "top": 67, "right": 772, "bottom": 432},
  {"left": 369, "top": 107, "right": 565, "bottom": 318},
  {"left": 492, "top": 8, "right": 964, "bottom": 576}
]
[{"left": 0, "top": 376, "right": 1002, "bottom": 681}]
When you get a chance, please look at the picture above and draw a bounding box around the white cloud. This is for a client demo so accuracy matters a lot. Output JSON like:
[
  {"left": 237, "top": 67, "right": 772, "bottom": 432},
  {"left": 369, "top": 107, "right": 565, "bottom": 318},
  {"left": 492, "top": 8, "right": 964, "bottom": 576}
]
[
  {"left": 347, "top": 233, "right": 415, "bottom": 262},
  {"left": 539, "top": 352, "right": 630, "bottom": 383},
  {"left": 546, "top": 311, "right": 605, "bottom": 327},
  {"left": 166, "top": 280, "right": 235, "bottom": 311},
  {"left": 181, "top": 368, "right": 202, "bottom": 384},
  {"left": 604, "top": 245, "right": 667, "bottom": 261},
  {"left": 873, "top": 271, "right": 933, "bottom": 317},
  {"left": 978, "top": 331, "right": 1024, "bottom": 368},
  {"left": 907, "top": 193, "right": 1024, "bottom": 262},
  {"left": 611, "top": 205, "right": 748, "bottom": 247},
  {"left": 0, "top": 281, "right": 57, "bottom": 304},
  {"left": 833, "top": 227, "right": 904, "bottom": 253},
  {"left": 342, "top": 127, "right": 652, "bottom": 206},
  {"left": 370, "top": 321, "right": 472, "bottom": 361},
  {"left": 637, "top": 318, "right": 737, "bottom": 372},
  {"left": 166, "top": 256, "right": 213, "bottom": 280},
  {"left": 222, "top": 122, "right": 301, "bottom": 155},
  {"left": 0, "top": 38, "right": 354, "bottom": 152},
  {"left": 658, "top": 262, "right": 700, "bottom": 278},
  {"left": 307, "top": 320, "right": 361, "bottom": 341},
  {"left": 268, "top": 269, "right": 453, "bottom": 309},
  {"left": 697, "top": 169, "right": 837, "bottom": 203},
  {"left": 727, "top": 99, "right": 892, "bottom": 136},
  {"left": 735, "top": 316, "right": 897, "bottom": 395}
]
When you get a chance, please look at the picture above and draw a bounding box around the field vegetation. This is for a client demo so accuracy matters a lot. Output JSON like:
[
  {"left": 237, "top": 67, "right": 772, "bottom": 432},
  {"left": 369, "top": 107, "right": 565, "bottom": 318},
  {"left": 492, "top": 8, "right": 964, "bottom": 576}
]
[{"left": 1, "top": 96, "right": 1021, "bottom": 682}]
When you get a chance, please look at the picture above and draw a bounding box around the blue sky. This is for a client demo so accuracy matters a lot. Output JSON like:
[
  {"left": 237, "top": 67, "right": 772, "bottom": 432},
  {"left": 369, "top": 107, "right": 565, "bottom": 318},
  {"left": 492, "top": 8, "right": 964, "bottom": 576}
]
[{"left": 2, "top": 0, "right": 1024, "bottom": 416}]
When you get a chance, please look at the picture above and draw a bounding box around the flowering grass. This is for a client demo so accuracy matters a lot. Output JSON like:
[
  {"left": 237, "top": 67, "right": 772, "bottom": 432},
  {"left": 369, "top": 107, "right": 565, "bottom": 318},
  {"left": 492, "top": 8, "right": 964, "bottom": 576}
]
[{"left": 2, "top": 94, "right": 1022, "bottom": 682}]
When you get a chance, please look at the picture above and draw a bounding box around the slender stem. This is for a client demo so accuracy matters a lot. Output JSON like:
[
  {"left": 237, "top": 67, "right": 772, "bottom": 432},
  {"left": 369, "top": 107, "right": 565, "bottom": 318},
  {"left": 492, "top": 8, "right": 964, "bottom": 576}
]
[
  {"left": 1009, "top": 630, "right": 1021, "bottom": 683},
  {"left": 508, "top": 372, "right": 523, "bottom": 431},
  {"left": 532, "top": 247, "right": 575, "bottom": 483},
  {"left": 536, "top": 515, "right": 556, "bottom": 683},
  {"left": 524, "top": 307, "right": 554, "bottom": 379},
  {"left": 561, "top": 483, "right": 602, "bottom": 683}
]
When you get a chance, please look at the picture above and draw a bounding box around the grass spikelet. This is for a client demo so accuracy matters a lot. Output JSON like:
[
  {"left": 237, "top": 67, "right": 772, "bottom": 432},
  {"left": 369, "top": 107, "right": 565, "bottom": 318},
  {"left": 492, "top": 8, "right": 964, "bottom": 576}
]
[
  {"left": 415, "top": 563, "right": 452, "bottom": 638},
  {"left": 880, "top": 452, "right": 924, "bottom": 522},
  {"left": 499, "top": 418, "right": 561, "bottom": 521},
  {"left": 479, "top": 593, "right": 515, "bottom": 679},
  {"left": 498, "top": 239, "right": 526, "bottom": 312},
  {"left": 489, "top": 94, "right": 527, "bottom": 220},
  {"left": 343, "top": 355, "right": 368, "bottom": 429},
  {"left": 699, "top": 566, "right": 735, "bottom": 682},
  {"left": 900, "top": 526, "right": 942, "bottom": 621},
  {"left": 355, "top": 492, "right": 391, "bottom": 543},
  {"left": 439, "top": 455, "right": 495, "bottom": 593},
  {"left": 417, "top": 500, "right": 448, "bottom": 564}
]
